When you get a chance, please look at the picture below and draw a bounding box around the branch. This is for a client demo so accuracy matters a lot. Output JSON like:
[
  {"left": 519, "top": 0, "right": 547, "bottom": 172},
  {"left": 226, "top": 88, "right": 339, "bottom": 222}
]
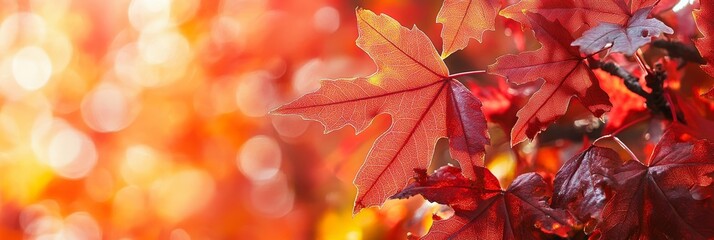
[
  {"left": 652, "top": 40, "right": 706, "bottom": 66},
  {"left": 600, "top": 62, "right": 649, "bottom": 98}
]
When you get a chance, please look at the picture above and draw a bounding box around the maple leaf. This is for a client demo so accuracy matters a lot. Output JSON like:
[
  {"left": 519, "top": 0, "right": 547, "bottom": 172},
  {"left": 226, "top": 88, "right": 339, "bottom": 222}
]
[
  {"left": 594, "top": 125, "right": 714, "bottom": 239},
  {"left": 694, "top": 0, "right": 714, "bottom": 77},
  {"left": 273, "top": 9, "right": 489, "bottom": 213},
  {"left": 552, "top": 146, "right": 620, "bottom": 229},
  {"left": 437, "top": 0, "right": 501, "bottom": 58},
  {"left": 488, "top": 13, "right": 612, "bottom": 145},
  {"left": 571, "top": 7, "right": 673, "bottom": 56},
  {"left": 392, "top": 166, "right": 578, "bottom": 239},
  {"left": 500, "top": 0, "right": 633, "bottom": 34}
]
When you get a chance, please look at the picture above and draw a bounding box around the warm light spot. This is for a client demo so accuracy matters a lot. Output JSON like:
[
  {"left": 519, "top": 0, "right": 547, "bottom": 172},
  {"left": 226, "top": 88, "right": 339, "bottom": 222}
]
[
  {"left": 60, "top": 212, "right": 102, "bottom": 240},
  {"left": 673, "top": 0, "right": 695, "bottom": 12},
  {"left": 249, "top": 172, "right": 294, "bottom": 218},
  {"left": 32, "top": 119, "right": 97, "bottom": 179},
  {"left": 271, "top": 115, "right": 309, "bottom": 138},
  {"left": 128, "top": 0, "right": 172, "bottom": 32},
  {"left": 487, "top": 151, "right": 516, "bottom": 185},
  {"left": 48, "top": 129, "right": 82, "bottom": 169},
  {"left": 314, "top": 6, "right": 340, "bottom": 33},
  {"left": 169, "top": 0, "right": 200, "bottom": 25},
  {"left": 292, "top": 59, "right": 324, "bottom": 94},
  {"left": 43, "top": 31, "right": 73, "bottom": 73},
  {"left": 151, "top": 169, "right": 216, "bottom": 223},
  {"left": 81, "top": 83, "right": 137, "bottom": 132},
  {"left": 46, "top": 128, "right": 97, "bottom": 179},
  {"left": 12, "top": 46, "right": 53, "bottom": 91},
  {"left": 138, "top": 30, "right": 190, "bottom": 65},
  {"left": 235, "top": 71, "right": 277, "bottom": 117},
  {"left": 121, "top": 145, "right": 164, "bottom": 186},
  {"left": 0, "top": 12, "right": 46, "bottom": 51},
  {"left": 210, "top": 16, "right": 246, "bottom": 50},
  {"left": 237, "top": 135, "right": 282, "bottom": 181}
]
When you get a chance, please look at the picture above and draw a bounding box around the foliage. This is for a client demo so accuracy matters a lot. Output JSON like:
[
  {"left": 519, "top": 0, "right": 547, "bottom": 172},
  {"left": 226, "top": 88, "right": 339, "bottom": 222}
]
[{"left": 276, "top": 0, "right": 714, "bottom": 239}]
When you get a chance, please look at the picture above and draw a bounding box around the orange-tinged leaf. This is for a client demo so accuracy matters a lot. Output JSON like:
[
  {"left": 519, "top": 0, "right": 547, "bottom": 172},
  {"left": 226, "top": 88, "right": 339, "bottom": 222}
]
[
  {"left": 488, "top": 13, "right": 612, "bottom": 146},
  {"left": 274, "top": 9, "right": 489, "bottom": 214},
  {"left": 437, "top": 0, "right": 501, "bottom": 58}
]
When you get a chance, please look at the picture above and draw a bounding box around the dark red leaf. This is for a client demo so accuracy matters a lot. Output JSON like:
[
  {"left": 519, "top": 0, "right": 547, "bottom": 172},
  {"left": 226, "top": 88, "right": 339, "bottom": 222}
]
[
  {"left": 594, "top": 124, "right": 714, "bottom": 239},
  {"left": 393, "top": 166, "right": 578, "bottom": 239},
  {"left": 552, "top": 146, "right": 621, "bottom": 230}
]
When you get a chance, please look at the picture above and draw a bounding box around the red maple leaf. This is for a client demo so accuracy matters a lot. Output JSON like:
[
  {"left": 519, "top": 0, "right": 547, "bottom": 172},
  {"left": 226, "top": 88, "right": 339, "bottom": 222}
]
[
  {"left": 594, "top": 125, "right": 714, "bottom": 239},
  {"left": 488, "top": 13, "right": 612, "bottom": 145},
  {"left": 438, "top": 0, "right": 501, "bottom": 58},
  {"left": 274, "top": 9, "right": 490, "bottom": 213},
  {"left": 694, "top": 0, "right": 714, "bottom": 77},
  {"left": 500, "top": 0, "right": 633, "bottom": 34},
  {"left": 552, "top": 146, "right": 621, "bottom": 230},
  {"left": 392, "top": 166, "right": 578, "bottom": 239}
]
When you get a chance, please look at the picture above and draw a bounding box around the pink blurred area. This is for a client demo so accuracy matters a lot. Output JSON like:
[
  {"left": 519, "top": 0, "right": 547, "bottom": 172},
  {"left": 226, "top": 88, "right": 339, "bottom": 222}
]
[{"left": 0, "top": 0, "right": 449, "bottom": 239}]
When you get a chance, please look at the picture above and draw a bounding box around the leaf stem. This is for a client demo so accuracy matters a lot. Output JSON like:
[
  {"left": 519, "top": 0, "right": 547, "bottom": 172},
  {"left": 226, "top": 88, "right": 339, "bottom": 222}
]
[
  {"left": 611, "top": 115, "right": 651, "bottom": 136},
  {"left": 612, "top": 136, "right": 641, "bottom": 163},
  {"left": 449, "top": 70, "right": 487, "bottom": 79},
  {"left": 592, "top": 115, "right": 649, "bottom": 163},
  {"left": 635, "top": 49, "right": 653, "bottom": 75},
  {"left": 585, "top": 46, "right": 612, "bottom": 59},
  {"left": 593, "top": 134, "right": 642, "bottom": 163}
]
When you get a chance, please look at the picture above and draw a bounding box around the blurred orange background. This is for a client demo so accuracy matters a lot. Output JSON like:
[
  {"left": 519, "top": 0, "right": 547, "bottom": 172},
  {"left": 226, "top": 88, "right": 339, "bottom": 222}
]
[{"left": 0, "top": 0, "right": 475, "bottom": 239}]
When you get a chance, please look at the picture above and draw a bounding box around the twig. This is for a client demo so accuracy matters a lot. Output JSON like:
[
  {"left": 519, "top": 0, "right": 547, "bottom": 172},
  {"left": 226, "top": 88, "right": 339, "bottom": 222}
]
[
  {"left": 635, "top": 49, "right": 653, "bottom": 75},
  {"left": 593, "top": 135, "right": 642, "bottom": 163},
  {"left": 449, "top": 70, "right": 487, "bottom": 79},
  {"left": 600, "top": 62, "right": 649, "bottom": 98}
]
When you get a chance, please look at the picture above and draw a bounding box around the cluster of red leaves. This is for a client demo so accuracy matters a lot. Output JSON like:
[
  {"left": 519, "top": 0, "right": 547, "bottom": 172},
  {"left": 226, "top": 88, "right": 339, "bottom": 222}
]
[{"left": 276, "top": 0, "right": 714, "bottom": 238}]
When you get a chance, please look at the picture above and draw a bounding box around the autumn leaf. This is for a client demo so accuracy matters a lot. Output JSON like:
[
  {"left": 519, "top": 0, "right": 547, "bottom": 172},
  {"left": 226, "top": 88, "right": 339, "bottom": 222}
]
[
  {"left": 392, "top": 166, "right": 578, "bottom": 239},
  {"left": 438, "top": 0, "right": 501, "bottom": 58},
  {"left": 500, "top": 0, "right": 633, "bottom": 33},
  {"left": 694, "top": 0, "right": 714, "bottom": 77},
  {"left": 572, "top": 7, "right": 673, "bottom": 55},
  {"left": 488, "top": 13, "right": 612, "bottom": 145},
  {"left": 552, "top": 146, "right": 620, "bottom": 229},
  {"left": 273, "top": 9, "right": 490, "bottom": 213},
  {"left": 594, "top": 125, "right": 714, "bottom": 239}
]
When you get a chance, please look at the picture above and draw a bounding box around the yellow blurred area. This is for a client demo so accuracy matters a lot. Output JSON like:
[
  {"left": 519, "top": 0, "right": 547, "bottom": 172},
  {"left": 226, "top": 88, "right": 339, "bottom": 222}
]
[{"left": 0, "top": 0, "right": 443, "bottom": 239}]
